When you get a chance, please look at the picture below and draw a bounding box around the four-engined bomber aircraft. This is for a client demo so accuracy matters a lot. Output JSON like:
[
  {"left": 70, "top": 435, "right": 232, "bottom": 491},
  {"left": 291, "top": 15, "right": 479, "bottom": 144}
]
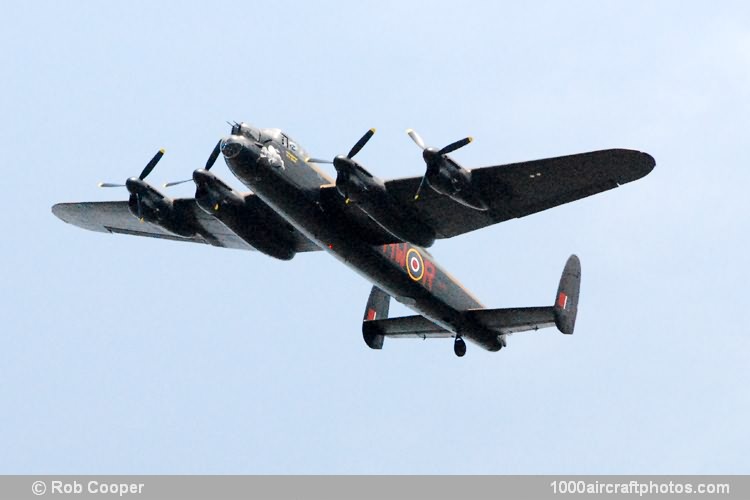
[{"left": 52, "top": 124, "right": 655, "bottom": 356}]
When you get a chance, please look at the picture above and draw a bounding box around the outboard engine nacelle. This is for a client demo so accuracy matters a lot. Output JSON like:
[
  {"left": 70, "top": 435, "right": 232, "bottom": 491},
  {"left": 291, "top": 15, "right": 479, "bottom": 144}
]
[
  {"left": 407, "top": 129, "right": 488, "bottom": 211},
  {"left": 421, "top": 149, "right": 487, "bottom": 211},
  {"left": 125, "top": 179, "right": 197, "bottom": 238}
]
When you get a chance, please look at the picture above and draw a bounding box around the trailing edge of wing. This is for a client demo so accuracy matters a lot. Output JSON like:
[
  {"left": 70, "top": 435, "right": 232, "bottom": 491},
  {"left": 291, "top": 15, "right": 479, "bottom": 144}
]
[
  {"left": 52, "top": 200, "right": 253, "bottom": 249},
  {"left": 52, "top": 198, "right": 322, "bottom": 253}
]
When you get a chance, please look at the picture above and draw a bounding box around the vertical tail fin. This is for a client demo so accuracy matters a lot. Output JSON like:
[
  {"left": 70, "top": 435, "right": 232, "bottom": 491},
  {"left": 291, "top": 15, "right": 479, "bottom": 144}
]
[
  {"left": 362, "top": 286, "right": 391, "bottom": 349},
  {"left": 554, "top": 255, "right": 581, "bottom": 335}
]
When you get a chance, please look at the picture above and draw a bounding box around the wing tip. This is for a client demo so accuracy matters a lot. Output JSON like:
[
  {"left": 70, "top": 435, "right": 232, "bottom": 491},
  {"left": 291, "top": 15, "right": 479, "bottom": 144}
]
[
  {"left": 637, "top": 150, "right": 656, "bottom": 176},
  {"left": 51, "top": 201, "right": 112, "bottom": 233},
  {"left": 629, "top": 150, "right": 656, "bottom": 184},
  {"left": 607, "top": 148, "right": 656, "bottom": 183},
  {"left": 51, "top": 202, "right": 74, "bottom": 223}
]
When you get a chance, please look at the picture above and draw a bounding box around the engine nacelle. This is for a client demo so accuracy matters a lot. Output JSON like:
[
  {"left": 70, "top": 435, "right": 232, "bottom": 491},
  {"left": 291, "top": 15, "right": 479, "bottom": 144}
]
[
  {"left": 192, "top": 169, "right": 297, "bottom": 260},
  {"left": 333, "top": 155, "right": 385, "bottom": 203},
  {"left": 227, "top": 196, "right": 298, "bottom": 261},
  {"left": 421, "top": 148, "right": 488, "bottom": 211},
  {"left": 126, "top": 178, "right": 197, "bottom": 238},
  {"left": 192, "top": 169, "right": 244, "bottom": 215},
  {"left": 334, "top": 157, "right": 435, "bottom": 247},
  {"left": 425, "top": 164, "right": 487, "bottom": 211}
]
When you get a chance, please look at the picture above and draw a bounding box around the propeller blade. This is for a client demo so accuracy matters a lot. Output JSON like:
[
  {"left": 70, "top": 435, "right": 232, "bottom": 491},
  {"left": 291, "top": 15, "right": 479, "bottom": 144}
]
[
  {"left": 347, "top": 128, "right": 376, "bottom": 159},
  {"left": 98, "top": 182, "right": 125, "bottom": 188},
  {"left": 307, "top": 158, "right": 333, "bottom": 164},
  {"left": 438, "top": 137, "right": 473, "bottom": 155},
  {"left": 414, "top": 175, "right": 428, "bottom": 201},
  {"left": 136, "top": 193, "right": 143, "bottom": 220},
  {"left": 138, "top": 149, "right": 165, "bottom": 180},
  {"left": 162, "top": 179, "right": 192, "bottom": 188},
  {"left": 406, "top": 129, "right": 426, "bottom": 150},
  {"left": 205, "top": 140, "right": 222, "bottom": 170}
]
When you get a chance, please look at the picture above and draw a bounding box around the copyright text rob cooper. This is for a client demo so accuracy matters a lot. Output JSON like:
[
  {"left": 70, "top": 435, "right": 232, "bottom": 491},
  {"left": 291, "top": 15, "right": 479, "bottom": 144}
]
[{"left": 32, "top": 480, "right": 143, "bottom": 497}]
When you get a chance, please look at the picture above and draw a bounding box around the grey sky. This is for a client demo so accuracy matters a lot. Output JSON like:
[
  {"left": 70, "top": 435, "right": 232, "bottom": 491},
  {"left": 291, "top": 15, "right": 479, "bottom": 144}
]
[{"left": 1, "top": 1, "right": 748, "bottom": 473}]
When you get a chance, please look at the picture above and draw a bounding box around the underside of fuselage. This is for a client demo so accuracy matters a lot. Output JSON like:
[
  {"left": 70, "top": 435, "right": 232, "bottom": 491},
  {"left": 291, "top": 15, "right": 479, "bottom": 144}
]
[{"left": 219, "top": 126, "right": 506, "bottom": 351}]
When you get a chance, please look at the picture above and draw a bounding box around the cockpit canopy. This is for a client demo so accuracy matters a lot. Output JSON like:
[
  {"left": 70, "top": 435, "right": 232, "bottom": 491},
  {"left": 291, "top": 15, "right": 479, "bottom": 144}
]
[
  {"left": 259, "top": 128, "right": 282, "bottom": 143},
  {"left": 232, "top": 122, "right": 261, "bottom": 142},
  {"left": 231, "top": 123, "right": 309, "bottom": 159}
]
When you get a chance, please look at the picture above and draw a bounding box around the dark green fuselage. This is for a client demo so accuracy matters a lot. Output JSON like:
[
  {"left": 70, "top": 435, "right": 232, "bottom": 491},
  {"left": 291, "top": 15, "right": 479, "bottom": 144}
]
[{"left": 222, "top": 128, "right": 505, "bottom": 351}]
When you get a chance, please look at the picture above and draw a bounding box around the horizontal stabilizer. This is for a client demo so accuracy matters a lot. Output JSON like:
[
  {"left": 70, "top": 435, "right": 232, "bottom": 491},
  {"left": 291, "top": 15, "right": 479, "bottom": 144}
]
[
  {"left": 363, "top": 314, "right": 452, "bottom": 341},
  {"left": 466, "top": 306, "right": 556, "bottom": 334},
  {"left": 362, "top": 303, "right": 569, "bottom": 352}
]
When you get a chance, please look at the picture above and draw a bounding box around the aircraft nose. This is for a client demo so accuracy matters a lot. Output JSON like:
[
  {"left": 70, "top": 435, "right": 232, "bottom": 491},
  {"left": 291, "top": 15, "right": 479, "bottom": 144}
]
[{"left": 221, "top": 137, "right": 244, "bottom": 159}]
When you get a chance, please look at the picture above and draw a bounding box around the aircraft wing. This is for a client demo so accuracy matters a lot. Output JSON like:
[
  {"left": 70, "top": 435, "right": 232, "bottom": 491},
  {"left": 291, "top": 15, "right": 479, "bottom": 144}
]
[
  {"left": 385, "top": 148, "right": 655, "bottom": 239},
  {"left": 51, "top": 197, "right": 322, "bottom": 252}
]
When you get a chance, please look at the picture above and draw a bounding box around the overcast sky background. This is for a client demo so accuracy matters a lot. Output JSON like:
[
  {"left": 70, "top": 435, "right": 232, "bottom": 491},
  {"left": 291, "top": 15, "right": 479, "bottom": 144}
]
[{"left": 1, "top": 1, "right": 748, "bottom": 474}]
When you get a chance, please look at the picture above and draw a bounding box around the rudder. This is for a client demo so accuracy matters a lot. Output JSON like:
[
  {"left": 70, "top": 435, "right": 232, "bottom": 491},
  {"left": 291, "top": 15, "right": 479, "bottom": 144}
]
[
  {"left": 554, "top": 255, "right": 581, "bottom": 335},
  {"left": 362, "top": 286, "right": 391, "bottom": 349}
]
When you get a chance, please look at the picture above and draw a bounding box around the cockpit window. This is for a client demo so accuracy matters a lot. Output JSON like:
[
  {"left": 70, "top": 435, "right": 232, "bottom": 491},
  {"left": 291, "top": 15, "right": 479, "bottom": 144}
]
[
  {"left": 266, "top": 129, "right": 308, "bottom": 158},
  {"left": 259, "top": 128, "right": 283, "bottom": 144},
  {"left": 240, "top": 126, "right": 309, "bottom": 158},
  {"left": 238, "top": 123, "right": 261, "bottom": 142}
]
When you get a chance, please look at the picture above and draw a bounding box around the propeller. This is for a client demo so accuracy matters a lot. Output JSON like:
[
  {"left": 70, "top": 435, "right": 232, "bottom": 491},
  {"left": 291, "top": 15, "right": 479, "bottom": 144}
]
[
  {"left": 97, "top": 149, "right": 165, "bottom": 220},
  {"left": 308, "top": 128, "right": 376, "bottom": 164},
  {"left": 307, "top": 129, "right": 377, "bottom": 204},
  {"left": 413, "top": 173, "right": 429, "bottom": 201},
  {"left": 98, "top": 149, "right": 165, "bottom": 188},
  {"left": 438, "top": 136, "right": 473, "bottom": 155},
  {"left": 405, "top": 129, "right": 473, "bottom": 200},
  {"left": 406, "top": 129, "right": 426, "bottom": 150},
  {"left": 347, "top": 127, "right": 376, "bottom": 159},
  {"left": 163, "top": 140, "right": 223, "bottom": 188},
  {"left": 406, "top": 129, "right": 473, "bottom": 155}
]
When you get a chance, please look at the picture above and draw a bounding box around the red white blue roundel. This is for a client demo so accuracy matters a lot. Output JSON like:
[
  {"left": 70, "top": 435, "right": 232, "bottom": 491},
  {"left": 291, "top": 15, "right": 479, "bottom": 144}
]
[{"left": 406, "top": 248, "right": 424, "bottom": 281}]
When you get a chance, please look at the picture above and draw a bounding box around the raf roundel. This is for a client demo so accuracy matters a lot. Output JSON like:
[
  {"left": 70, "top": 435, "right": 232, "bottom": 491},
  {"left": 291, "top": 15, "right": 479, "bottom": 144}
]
[{"left": 406, "top": 248, "right": 425, "bottom": 282}]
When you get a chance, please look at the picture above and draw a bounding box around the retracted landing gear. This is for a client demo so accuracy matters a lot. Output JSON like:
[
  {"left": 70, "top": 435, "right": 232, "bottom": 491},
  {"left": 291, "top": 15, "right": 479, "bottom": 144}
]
[{"left": 453, "top": 336, "right": 466, "bottom": 357}]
